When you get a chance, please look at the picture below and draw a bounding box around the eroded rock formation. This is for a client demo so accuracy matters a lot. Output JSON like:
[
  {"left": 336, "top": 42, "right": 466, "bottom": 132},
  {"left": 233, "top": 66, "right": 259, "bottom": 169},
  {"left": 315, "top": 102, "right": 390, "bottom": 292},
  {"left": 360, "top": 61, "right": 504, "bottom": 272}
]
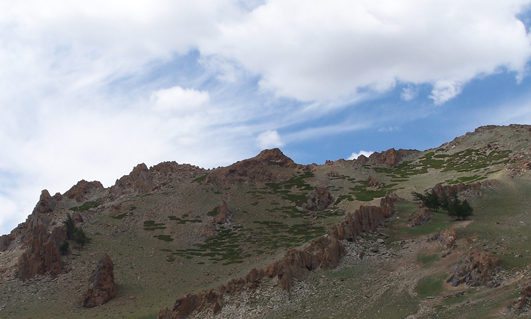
[
  {"left": 205, "top": 148, "right": 301, "bottom": 189},
  {"left": 303, "top": 186, "right": 334, "bottom": 211},
  {"left": 214, "top": 200, "right": 231, "bottom": 224},
  {"left": 17, "top": 224, "right": 66, "bottom": 281},
  {"left": 80, "top": 254, "right": 117, "bottom": 308},
  {"left": 159, "top": 194, "right": 397, "bottom": 318},
  {"left": 447, "top": 250, "right": 500, "bottom": 287},
  {"left": 64, "top": 180, "right": 105, "bottom": 202}
]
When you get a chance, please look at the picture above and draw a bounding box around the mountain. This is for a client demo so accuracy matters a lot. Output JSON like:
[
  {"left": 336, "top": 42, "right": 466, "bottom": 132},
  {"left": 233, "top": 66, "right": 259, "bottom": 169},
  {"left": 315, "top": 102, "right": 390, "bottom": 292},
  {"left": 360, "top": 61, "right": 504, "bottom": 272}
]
[{"left": 1, "top": 124, "right": 531, "bottom": 318}]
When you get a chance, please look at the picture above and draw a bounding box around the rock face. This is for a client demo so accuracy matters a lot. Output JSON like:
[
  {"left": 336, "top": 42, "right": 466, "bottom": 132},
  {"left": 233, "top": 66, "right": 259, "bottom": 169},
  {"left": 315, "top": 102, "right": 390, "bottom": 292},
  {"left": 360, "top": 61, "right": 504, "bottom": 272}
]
[
  {"left": 81, "top": 254, "right": 117, "bottom": 308},
  {"left": 214, "top": 200, "right": 231, "bottom": 224},
  {"left": 205, "top": 148, "right": 301, "bottom": 189},
  {"left": 64, "top": 180, "right": 105, "bottom": 202},
  {"left": 17, "top": 224, "right": 66, "bottom": 281},
  {"left": 428, "top": 228, "right": 457, "bottom": 249},
  {"left": 329, "top": 195, "right": 397, "bottom": 241},
  {"left": 408, "top": 207, "right": 431, "bottom": 227},
  {"left": 518, "top": 282, "right": 531, "bottom": 309},
  {"left": 32, "top": 190, "right": 56, "bottom": 215},
  {"left": 110, "top": 162, "right": 206, "bottom": 197},
  {"left": 0, "top": 234, "right": 14, "bottom": 252},
  {"left": 303, "top": 186, "right": 334, "bottom": 211},
  {"left": 159, "top": 194, "right": 397, "bottom": 318},
  {"left": 366, "top": 148, "right": 418, "bottom": 168},
  {"left": 447, "top": 250, "right": 500, "bottom": 287},
  {"left": 431, "top": 182, "right": 487, "bottom": 198},
  {"left": 367, "top": 175, "right": 381, "bottom": 188}
]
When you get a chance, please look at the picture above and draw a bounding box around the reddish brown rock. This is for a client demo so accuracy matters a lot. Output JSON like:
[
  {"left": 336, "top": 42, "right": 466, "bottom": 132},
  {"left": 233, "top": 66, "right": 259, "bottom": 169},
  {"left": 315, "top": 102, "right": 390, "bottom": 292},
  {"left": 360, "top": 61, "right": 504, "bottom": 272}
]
[
  {"left": 367, "top": 148, "right": 417, "bottom": 168},
  {"left": 303, "top": 186, "right": 334, "bottom": 211},
  {"left": 367, "top": 175, "right": 381, "bottom": 188},
  {"left": 160, "top": 194, "right": 397, "bottom": 318},
  {"left": 17, "top": 224, "right": 66, "bottom": 281},
  {"left": 32, "top": 190, "right": 56, "bottom": 215},
  {"left": 0, "top": 233, "right": 14, "bottom": 252},
  {"left": 81, "top": 254, "right": 117, "bottom": 308},
  {"left": 205, "top": 149, "right": 301, "bottom": 189},
  {"left": 111, "top": 163, "right": 154, "bottom": 197},
  {"left": 447, "top": 250, "right": 500, "bottom": 287},
  {"left": 518, "top": 282, "right": 531, "bottom": 309},
  {"left": 214, "top": 200, "right": 231, "bottom": 224},
  {"left": 64, "top": 180, "right": 104, "bottom": 202},
  {"left": 408, "top": 207, "right": 431, "bottom": 227}
]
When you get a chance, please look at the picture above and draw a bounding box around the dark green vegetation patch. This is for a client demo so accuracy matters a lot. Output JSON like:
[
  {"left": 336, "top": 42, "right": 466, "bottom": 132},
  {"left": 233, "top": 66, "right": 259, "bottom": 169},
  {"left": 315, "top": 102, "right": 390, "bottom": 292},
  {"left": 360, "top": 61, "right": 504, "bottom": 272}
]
[{"left": 70, "top": 201, "right": 100, "bottom": 212}]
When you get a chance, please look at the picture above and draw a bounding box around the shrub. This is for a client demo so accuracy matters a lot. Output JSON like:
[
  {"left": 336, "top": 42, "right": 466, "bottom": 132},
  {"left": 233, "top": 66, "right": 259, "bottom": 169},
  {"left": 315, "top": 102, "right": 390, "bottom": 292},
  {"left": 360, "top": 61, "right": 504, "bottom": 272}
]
[{"left": 59, "top": 241, "right": 69, "bottom": 255}]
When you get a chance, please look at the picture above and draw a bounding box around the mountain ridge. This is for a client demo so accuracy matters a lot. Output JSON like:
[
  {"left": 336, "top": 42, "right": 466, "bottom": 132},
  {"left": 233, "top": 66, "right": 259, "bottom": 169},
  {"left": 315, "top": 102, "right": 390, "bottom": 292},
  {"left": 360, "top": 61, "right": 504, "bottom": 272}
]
[{"left": 0, "top": 124, "right": 530, "bottom": 318}]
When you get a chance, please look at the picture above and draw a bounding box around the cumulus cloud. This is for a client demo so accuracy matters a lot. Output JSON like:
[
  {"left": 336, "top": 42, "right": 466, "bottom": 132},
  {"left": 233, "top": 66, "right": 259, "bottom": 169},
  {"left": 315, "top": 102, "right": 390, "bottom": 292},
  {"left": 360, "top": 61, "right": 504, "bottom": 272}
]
[
  {"left": 348, "top": 150, "right": 374, "bottom": 160},
  {"left": 151, "top": 86, "right": 210, "bottom": 115},
  {"left": 257, "top": 130, "right": 284, "bottom": 149},
  {"left": 202, "top": 0, "right": 531, "bottom": 102},
  {"left": 401, "top": 85, "right": 418, "bottom": 101}
]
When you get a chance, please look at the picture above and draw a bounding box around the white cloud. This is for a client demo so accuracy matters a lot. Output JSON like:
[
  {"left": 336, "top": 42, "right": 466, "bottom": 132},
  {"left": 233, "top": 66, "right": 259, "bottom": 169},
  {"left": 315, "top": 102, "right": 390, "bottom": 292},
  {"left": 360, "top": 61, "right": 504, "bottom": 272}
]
[
  {"left": 429, "top": 80, "right": 464, "bottom": 105},
  {"left": 348, "top": 150, "right": 374, "bottom": 160},
  {"left": 257, "top": 130, "right": 284, "bottom": 149},
  {"left": 401, "top": 85, "right": 418, "bottom": 101},
  {"left": 151, "top": 86, "right": 210, "bottom": 115},
  {"left": 378, "top": 126, "right": 400, "bottom": 132},
  {"left": 202, "top": 0, "right": 531, "bottom": 102}
]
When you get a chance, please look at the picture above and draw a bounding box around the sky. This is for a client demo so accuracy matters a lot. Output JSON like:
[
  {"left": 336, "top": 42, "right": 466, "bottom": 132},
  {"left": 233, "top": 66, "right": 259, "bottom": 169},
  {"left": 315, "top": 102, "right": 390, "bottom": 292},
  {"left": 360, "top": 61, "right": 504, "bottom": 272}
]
[{"left": 1, "top": 0, "right": 531, "bottom": 235}]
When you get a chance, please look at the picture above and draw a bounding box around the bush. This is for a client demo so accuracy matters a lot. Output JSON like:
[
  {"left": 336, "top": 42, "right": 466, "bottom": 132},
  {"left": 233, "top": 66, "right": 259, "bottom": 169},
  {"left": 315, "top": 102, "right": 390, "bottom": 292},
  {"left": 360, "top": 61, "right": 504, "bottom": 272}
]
[
  {"left": 63, "top": 213, "right": 91, "bottom": 248},
  {"left": 59, "top": 241, "right": 69, "bottom": 255},
  {"left": 72, "top": 227, "right": 91, "bottom": 247}
]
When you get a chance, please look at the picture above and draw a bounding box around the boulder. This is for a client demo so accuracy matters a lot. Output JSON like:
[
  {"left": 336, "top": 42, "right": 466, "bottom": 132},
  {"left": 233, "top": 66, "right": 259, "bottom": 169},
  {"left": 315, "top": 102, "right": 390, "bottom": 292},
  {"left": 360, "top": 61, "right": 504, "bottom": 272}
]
[
  {"left": 214, "top": 200, "right": 231, "bottom": 224},
  {"left": 447, "top": 250, "right": 500, "bottom": 287},
  {"left": 303, "top": 186, "right": 334, "bottom": 211},
  {"left": 81, "top": 254, "right": 117, "bottom": 308},
  {"left": 367, "top": 175, "right": 381, "bottom": 188}
]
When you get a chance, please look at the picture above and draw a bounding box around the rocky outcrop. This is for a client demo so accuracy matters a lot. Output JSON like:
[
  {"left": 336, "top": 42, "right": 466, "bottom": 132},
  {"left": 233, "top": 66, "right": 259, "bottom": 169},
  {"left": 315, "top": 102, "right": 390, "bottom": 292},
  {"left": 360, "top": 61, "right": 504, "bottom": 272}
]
[
  {"left": 367, "top": 175, "right": 381, "bottom": 188},
  {"left": 111, "top": 163, "right": 154, "bottom": 197},
  {"left": 446, "top": 250, "right": 500, "bottom": 287},
  {"left": 159, "top": 194, "right": 397, "bottom": 318},
  {"left": 517, "top": 282, "right": 531, "bottom": 309},
  {"left": 408, "top": 208, "right": 431, "bottom": 227},
  {"left": 366, "top": 148, "right": 418, "bottom": 168},
  {"left": 205, "top": 149, "right": 301, "bottom": 189},
  {"left": 17, "top": 224, "right": 66, "bottom": 281},
  {"left": 214, "top": 201, "right": 231, "bottom": 224},
  {"left": 0, "top": 234, "right": 14, "bottom": 252},
  {"left": 428, "top": 228, "right": 457, "bottom": 249},
  {"left": 110, "top": 162, "right": 206, "bottom": 197},
  {"left": 64, "top": 180, "right": 104, "bottom": 202},
  {"left": 329, "top": 195, "right": 397, "bottom": 241},
  {"left": 80, "top": 254, "right": 117, "bottom": 308},
  {"left": 32, "top": 190, "right": 56, "bottom": 215},
  {"left": 302, "top": 186, "right": 334, "bottom": 211},
  {"left": 431, "top": 182, "right": 488, "bottom": 199}
]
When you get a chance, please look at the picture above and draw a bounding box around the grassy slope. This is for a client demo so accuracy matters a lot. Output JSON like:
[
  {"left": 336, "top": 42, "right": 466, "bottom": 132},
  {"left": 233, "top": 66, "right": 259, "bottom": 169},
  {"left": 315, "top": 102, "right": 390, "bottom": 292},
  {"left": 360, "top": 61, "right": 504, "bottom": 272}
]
[{"left": 1, "top": 125, "right": 530, "bottom": 319}]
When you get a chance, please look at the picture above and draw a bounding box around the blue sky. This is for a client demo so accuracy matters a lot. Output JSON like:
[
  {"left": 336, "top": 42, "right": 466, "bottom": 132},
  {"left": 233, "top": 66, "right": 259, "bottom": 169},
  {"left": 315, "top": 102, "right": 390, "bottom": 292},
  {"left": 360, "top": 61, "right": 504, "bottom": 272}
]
[{"left": 1, "top": 0, "right": 531, "bottom": 235}]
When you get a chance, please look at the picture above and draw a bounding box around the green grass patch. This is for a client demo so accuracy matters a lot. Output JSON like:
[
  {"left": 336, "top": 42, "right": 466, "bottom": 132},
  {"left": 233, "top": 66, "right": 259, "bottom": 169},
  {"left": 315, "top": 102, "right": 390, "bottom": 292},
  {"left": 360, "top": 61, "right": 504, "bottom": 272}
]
[
  {"left": 70, "top": 201, "right": 100, "bottom": 212},
  {"left": 154, "top": 235, "right": 173, "bottom": 242},
  {"left": 143, "top": 220, "right": 166, "bottom": 231},
  {"left": 417, "top": 253, "right": 439, "bottom": 267},
  {"left": 415, "top": 274, "right": 446, "bottom": 298},
  {"left": 191, "top": 173, "right": 208, "bottom": 183}
]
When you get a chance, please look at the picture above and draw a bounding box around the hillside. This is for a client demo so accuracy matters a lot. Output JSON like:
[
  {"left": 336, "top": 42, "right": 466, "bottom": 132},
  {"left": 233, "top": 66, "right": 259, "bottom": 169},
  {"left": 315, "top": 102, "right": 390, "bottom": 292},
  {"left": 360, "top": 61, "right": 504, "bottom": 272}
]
[{"left": 1, "top": 124, "right": 531, "bottom": 318}]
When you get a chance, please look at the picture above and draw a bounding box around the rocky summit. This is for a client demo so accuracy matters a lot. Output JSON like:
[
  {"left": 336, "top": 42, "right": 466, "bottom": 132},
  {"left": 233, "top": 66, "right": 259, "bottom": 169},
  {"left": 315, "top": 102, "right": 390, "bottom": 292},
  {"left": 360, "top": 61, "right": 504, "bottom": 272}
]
[{"left": 1, "top": 124, "right": 531, "bottom": 318}]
